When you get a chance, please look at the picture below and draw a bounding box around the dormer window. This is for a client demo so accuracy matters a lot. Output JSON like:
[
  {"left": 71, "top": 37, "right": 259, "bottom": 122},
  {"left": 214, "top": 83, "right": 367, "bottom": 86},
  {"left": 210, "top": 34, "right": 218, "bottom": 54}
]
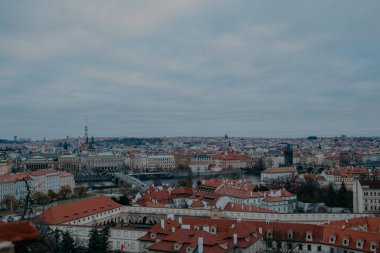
[
  {"left": 306, "top": 232, "right": 313, "bottom": 241},
  {"left": 356, "top": 240, "right": 364, "bottom": 249},
  {"left": 210, "top": 226, "right": 217, "bottom": 234},
  {"left": 267, "top": 230, "right": 273, "bottom": 239},
  {"left": 287, "top": 230, "right": 293, "bottom": 240},
  {"left": 329, "top": 235, "right": 336, "bottom": 244},
  {"left": 194, "top": 225, "right": 200, "bottom": 230},
  {"left": 174, "top": 243, "right": 182, "bottom": 250},
  {"left": 370, "top": 242, "right": 376, "bottom": 251},
  {"left": 150, "top": 233, "right": 157, "bottom": 240},
  {"left": 186, "top": 246, "right": 193, "bottom": 253},
  {"left": 342, "top": 237, "right": 349, "bottom": 246}
]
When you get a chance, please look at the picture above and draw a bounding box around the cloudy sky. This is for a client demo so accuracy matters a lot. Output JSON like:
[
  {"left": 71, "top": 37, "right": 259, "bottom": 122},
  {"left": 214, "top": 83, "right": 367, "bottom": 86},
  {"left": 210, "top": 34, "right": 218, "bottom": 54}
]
[{"left": 1, "top": 1, "right": 379, "bottom": 139}]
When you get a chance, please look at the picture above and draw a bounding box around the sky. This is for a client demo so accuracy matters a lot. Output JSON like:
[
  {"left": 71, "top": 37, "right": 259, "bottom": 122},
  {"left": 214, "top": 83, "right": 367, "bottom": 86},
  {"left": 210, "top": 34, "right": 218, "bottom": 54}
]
[{"left": 0, "top": 1, "right": 379, "bottom": 140}]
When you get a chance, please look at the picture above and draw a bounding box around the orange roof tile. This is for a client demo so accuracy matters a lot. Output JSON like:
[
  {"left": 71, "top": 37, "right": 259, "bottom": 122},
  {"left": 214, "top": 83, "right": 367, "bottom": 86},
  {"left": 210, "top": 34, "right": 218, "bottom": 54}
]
[
  {"left": 38, "top": 195, "right": 122, "bottom": 224},
  {"left": 0, "top": 221, "right": 39, "bottom": 243}
]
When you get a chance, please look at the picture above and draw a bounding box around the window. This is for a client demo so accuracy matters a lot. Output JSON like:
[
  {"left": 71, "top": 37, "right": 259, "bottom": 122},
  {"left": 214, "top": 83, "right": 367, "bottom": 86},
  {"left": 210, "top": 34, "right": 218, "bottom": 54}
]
[
  {"left": 330, "top": 247, "right": 334, "bottom": 253},
  {"left": 306, "top": 232, "right": 312, "bottom": 241},
  {"left": 298, "top": 244, "right": 302, "bottom": 250},
  {"left": 317, "top": 245, "right": 322, "bottom": 252},
  {"left": 357, "top": 240, "right": 363, "bottom": 249},
  {"left": 308, "top": 245, "right": 311, "bottom": 251}
]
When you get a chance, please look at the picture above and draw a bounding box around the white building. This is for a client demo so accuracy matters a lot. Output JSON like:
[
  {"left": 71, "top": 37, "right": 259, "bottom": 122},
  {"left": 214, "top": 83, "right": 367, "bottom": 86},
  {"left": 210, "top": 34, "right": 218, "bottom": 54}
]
[
  {"left": 38, "top": 195, "right": 146, "bottom": 253},
  {"left": 0, "top": 169, "right": 75, "bottom": 201},
  {"left": 353, "top": 180, "right": 380, "bottom": 213},
  {"left": 0, "top": 161, "right": 11, "bottom": 176},
  {"left": 86, "top": 152, "right": 124, "bottom": 172},
  {"left": 261, "top": 167, "right": 298, "bottom": 185},
  {"left": 129, "top": 154, "right": 175, "bottom": 172}
]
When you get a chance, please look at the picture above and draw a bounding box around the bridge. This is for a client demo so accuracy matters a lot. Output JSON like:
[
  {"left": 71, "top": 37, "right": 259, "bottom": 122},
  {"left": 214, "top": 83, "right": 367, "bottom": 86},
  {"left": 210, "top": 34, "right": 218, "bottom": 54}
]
[
  {"left": 112, "top": 172, "right": 149, "bottom": 192},
  {"left": 131, "top": 169, "right": 242, "bottom": 180}
]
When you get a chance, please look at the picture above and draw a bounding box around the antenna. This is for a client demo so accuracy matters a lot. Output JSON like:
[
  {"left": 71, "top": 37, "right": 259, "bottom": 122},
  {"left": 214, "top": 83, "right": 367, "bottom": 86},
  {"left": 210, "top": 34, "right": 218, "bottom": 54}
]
[{"left": 84, "top": 116, "right": 88, "bottom": 144}]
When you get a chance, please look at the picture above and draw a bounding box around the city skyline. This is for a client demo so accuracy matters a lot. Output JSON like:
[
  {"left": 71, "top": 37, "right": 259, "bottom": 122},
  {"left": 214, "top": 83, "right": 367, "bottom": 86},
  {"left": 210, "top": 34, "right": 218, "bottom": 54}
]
[{"left": 1, "top": 1, "right": 380, "bottom": 139}]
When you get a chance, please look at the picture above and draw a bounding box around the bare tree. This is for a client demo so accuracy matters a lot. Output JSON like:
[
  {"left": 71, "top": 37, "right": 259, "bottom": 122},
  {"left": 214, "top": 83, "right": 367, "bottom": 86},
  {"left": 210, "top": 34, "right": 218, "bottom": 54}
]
[{"left": 1, "top": 194, "right": 19, "bottom": 211}]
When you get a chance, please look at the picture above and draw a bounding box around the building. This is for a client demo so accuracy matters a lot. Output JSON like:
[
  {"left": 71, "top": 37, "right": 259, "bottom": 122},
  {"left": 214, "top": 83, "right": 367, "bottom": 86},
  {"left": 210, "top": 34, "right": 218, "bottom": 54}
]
[
  {"left": 38, "top": 195, "right": 145, "bottom": 252},
  {"left": 85, "top": 152, "right": 124, "bottom": 172},
  {"left": 0, "top": 160, "right": 11, "bottom": 176},
  {"left": 58, "top": 155, "right": 81, "bottom": 175},
  {"left": 189, "top": 154, "right": 211, "bottom": 173},
  {"left": 24, "top": 156, "right": 49, "bottom": 170},
  {"left": 212, "top": 154, "right": 249, "bottom": 170},
  {"left": 0, "top": 169, "right": 75, "bottom": 200},
  {"left": 147, "top": 155, "right": 175, "bottom": 172},
  {"left": 353, "top": 180, "right": 380, "bottom": 213},
  {"left": 128, "top": 155, "right": 175, "bottom": 172},
  {"left": 174, "top": 154, "right": 191, "bottom": 168},
  {"left": 0, "top": 221, "right": 39, "bottom": 253},
  {"left": 263, "top": 155, "right": 285, "bottom": 168},
  {"left": 139, "top": 216, "right": 380, "bottom": 253},
  {"left": 138, "top": 217, "right": 263, "bottom": 253},
  {"left": 261, "top": 167, "right": 298, "bottom": 185}
]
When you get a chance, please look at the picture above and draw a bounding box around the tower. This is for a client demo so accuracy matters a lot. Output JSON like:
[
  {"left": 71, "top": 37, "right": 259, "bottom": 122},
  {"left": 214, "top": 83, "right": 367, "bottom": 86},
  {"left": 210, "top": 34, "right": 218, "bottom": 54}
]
[
  {"left": 84, "top": 116, "right": 88, "bottom": 144},
  {"left": 284, "top": 144, "right": 293, "bottom": 166}
]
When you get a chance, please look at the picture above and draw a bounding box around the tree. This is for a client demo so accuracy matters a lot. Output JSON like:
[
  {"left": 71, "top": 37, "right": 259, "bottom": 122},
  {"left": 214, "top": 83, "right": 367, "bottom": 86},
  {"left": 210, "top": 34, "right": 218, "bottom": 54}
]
[
  {"left": 48, "top": 189, "right": 58, "bottom": 200},
  {"left": 1, "top": 194, "right": 19, "bottom": 211},
  {"left": 61, "top": 231, "right": 79, "bottom": 253},
  {"left": 59, "top": 185, "right": 72, "bottom": 199},
  {"left": 88, "top": 228, "right": 101, "bottom": 253},
  {"left": 25, "top": 220, "right": 81, "bottom": 253},
  {"left": 324, "top": 184, "right": 337, "bottom": 207},
  {"left": 20, "top": 177, "right": 35, "bottom": 220},
  {"left": 253, "top": 184, "right": 269, "bottom": 192},
  {"left": 32, "top": 191, "right": 49, "bottom": 205},
  {"left": 100, "top": 226, "right": 111, "bottom": 252},
  {"left": 74, "top": 185, "right": 87, "bottom": 198},
  {"left": 337, "top": 182, "right": 353, "bottom": 208},
  {"left": 295, "top": 177, "right": 321, "bottom": 203}
]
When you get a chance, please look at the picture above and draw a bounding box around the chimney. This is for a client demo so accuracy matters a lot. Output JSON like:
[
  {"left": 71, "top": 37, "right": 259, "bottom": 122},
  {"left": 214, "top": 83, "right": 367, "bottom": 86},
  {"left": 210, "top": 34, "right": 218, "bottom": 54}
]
[
  {"left": 233, "top": 234, "right": 237, "bottom": 245},
  {"left": 179, "top": 217, "right": 183, "bottom": 224},
  {"left": 160, "top": 219, "right": 165, "bottom": 229},
  {"left": 258, "top": 227, "right": 263, "bottom": 234},
  {"left": 172, "top": 227, "right": 176, "bottom": 232},
  {"left": 198, "top": 236, "right": 204, "bottom": 253}
]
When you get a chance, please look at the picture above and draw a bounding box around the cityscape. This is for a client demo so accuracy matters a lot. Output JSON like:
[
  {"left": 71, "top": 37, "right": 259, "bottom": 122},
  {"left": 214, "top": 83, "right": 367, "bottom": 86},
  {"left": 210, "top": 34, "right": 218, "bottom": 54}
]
[{"left": 1, "top": 1, "right": 380, "bottom": 253}]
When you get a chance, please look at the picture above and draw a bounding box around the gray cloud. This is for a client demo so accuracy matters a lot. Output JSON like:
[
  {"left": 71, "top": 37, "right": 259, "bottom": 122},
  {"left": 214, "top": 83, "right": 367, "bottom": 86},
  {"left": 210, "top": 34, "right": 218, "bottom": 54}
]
[{"left": 1, "top": 0, "right": 380, "bottom": 139}]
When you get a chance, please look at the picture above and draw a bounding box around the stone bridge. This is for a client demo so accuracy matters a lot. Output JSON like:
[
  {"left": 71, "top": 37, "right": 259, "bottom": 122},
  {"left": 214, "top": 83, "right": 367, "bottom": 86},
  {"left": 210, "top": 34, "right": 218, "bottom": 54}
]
[{"left": 112, "top": 172, "right": 149, "bottom": 192}]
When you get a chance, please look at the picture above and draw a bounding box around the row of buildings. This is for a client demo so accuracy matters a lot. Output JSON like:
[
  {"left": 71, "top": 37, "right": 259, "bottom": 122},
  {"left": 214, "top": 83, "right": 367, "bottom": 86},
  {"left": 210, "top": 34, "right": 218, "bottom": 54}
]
[
  {"left": 135, "top": 179, "right": 297, "bottom": 213},
  {"left": 0, "top": 168, "right": 75, "bottom": 200},
  {"left": 33, "top": 195, "right": 380, "bottom": 253}
]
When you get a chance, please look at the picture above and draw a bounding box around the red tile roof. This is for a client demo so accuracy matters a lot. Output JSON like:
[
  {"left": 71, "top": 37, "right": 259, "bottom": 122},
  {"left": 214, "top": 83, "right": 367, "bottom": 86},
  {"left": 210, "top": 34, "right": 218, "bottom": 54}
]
[
  {"left": 0, "top": 221, "right": 39, "bottom": 243},
  {"left": 38, "top": 195, "right": 122, "bottom": 224},
  {"left": 30, "top": 169, "right": 58, "bottom": 176}
]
